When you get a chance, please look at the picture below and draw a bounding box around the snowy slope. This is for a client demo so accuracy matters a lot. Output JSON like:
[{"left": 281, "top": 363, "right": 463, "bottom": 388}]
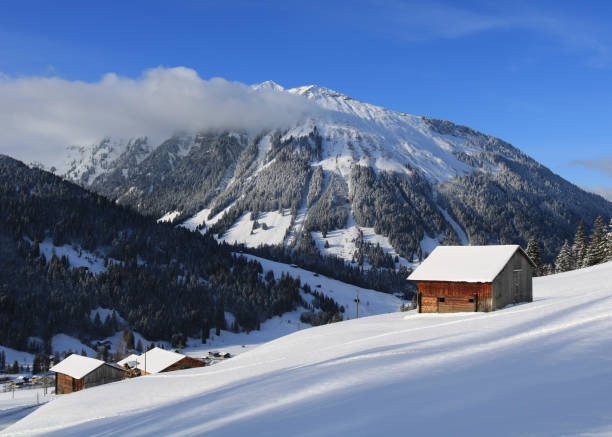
[
  {"left": 243, "top": 254, "right": 401, "bottom": 318},
  {"left": 219, "top": 211, "right": 293, "bottom": 247},
  {"left": 8, "top": 262, "right": 612, "bottom": 436},
  {"left": 287, "top": 84, "right": 475, "bottom": 183}
]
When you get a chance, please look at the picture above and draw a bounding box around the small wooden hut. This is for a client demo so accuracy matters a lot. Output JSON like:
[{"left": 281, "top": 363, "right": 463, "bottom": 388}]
[
  {"left": 135, "top": 347, "right": 205, "bottom": 375},
  {"left": 51, "top": 354, "right": 125, "bottom": 394},
  {"left": 408, "top": 245, "right": 535, "bottom": 313}
]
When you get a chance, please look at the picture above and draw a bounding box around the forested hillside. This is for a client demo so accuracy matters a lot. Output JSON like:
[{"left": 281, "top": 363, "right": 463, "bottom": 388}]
[{"left": 0, "top": 156, "right": 310, "bottom": 351}]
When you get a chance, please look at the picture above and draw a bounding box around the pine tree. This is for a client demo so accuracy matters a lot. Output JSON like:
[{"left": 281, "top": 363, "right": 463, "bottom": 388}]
[
  {"left": 125, "top": 330, "right": 135, "bottom": 350},
  {"left": 525, "top": 238, "right": 543, "bottom": 276},
  {"left": 555, "top": 240, "right": 573, "bottom": 273},
  {"left": 215, "top": 300, "right": 226, "bottom": 336},
  {"left": 201, "top": 319, "right": 209, "bottom": 344},
  {"left": 32, "top": 355, "right": 41, "bottom": 374},
  {"left": 584, "top": 216, "right": 607, "bottom": 267},
  {"left": 0, "top": 350, "right": 5, "bottom": 370},
  {"left": 93, "top": 312, "right": 102, "bottom": 336},
  {"left": 136, "top": 339, "right": 143, "bottom": 353},
  {"left": 572, "top": 220, "right": 587, "bottom": 269},
  {"left": 32, "top": 240, "right": 40, "bottom": 257}
]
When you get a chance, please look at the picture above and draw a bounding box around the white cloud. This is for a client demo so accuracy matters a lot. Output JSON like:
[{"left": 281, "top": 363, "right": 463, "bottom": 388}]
[
  {"left": 571, "top": 158, "right": 612, "bottom": 177},
  {"left": 0, "top": 67, "right": 318, "bottom": 168}
]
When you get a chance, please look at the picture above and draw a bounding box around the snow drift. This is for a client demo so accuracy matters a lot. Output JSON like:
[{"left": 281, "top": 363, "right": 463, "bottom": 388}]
[{"left": 6, "top": 262, "right": 612, "bottom": 436}]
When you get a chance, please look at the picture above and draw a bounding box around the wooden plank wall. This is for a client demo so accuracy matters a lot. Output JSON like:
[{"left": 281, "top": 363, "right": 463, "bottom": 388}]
[
  {"left": 162, "top": 356, "right": 205, "bottom": 372},
  {"left": 439, "top": 297, "right": 476, "bottom": 313},
  {"left": 82, "top": 364, "right": 125, "bottom": 389},
  {"left": 56, "top": 373, "right": 84, "bottom": 394},
  {"left": 56, "top": 373, "right": 74, "bottom": 394},
  {"left": 492, "top": 251, "right": 533, "bottom": 309},
  {"left": 417, "top": 281, "right": 493, "bottom": 313}
]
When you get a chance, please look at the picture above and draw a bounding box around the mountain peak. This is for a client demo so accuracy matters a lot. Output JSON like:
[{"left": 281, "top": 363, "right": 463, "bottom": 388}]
[
  {"left": 252, "top": 80, "right": 285, "bottom": 92},
  {"left": 288, "top": 84, "right": 348, "bottom": 100}
]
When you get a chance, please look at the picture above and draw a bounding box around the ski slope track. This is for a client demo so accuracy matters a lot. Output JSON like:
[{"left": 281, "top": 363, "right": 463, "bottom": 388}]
[{"left": 7, "top": 262, "right": 612, "bottom": 436}]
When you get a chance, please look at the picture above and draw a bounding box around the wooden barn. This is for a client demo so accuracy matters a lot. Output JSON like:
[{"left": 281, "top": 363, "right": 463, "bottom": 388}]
[
  {"left": 50, "top": 354, "right": 125, "bottom": 394},
  {"left": 135, "top": 347, "right": 205, "bottom": 375},
  {"left": 408, "top": 245, "right": 535, "bottom": 313}
]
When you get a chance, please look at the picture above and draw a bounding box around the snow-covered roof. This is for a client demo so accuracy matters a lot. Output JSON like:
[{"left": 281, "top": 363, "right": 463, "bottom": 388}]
[
  {"left": 408, "top": 245, "right": 533, "bottom": 283},
  {"left": 117, "top": 353, "right": 141, "bottom": 368},
  {"left": 50, "top": 354, "right": 106, "bottom": 379},
  {"left": 135, "top": 347, "right": 186, "bottom": 374}
]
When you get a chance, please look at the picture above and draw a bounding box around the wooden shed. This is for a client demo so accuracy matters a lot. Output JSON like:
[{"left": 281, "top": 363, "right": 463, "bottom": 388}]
[
  {"left": 408, "top": 245, "right": 535, "bottom": 313},
  {"left": 50, "top": 354, "right": 125, "bottom": 394},
  {"left": 135, "top": 347, "right": 205, "bottom": 375}
]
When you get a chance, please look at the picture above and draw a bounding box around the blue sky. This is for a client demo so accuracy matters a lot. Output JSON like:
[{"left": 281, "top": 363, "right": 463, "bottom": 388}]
[{"left": 1, "top": 0, "right": 611, "bottom": 196}]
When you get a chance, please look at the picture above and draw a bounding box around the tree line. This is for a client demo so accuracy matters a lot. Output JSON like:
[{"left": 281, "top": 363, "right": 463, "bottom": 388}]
[{"left": 525, "top": 216, "right": 612, "bottom": 276}]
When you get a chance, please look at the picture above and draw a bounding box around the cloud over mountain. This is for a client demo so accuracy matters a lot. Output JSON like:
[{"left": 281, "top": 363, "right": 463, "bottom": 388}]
[{"left": 0, "top": 67, "right": 316, "bottom": 168}]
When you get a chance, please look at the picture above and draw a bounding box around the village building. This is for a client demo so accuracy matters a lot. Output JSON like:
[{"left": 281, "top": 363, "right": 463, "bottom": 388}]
[
  {"left": 408, "top": 245, "right": 534, "bottom": 313},
  {"left": 135, "top": 347, "right": 205, "bottom": 375},
  {"left": 117, "top": 353, "right": 141, "bottom": 369},
  {"left": 50, "top": 354, "right": 125, "bottom": 394}
]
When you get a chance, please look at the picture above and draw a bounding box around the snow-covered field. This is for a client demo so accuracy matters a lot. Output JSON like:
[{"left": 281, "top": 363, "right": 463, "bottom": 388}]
[
  {"left": 183, "top": 254, "right": 403, "bottom": 358},
  {"left": 37, "top": 239, "right": 107, "bottom": 274},
  {"left": 219, "top": 211, "right": 293, "bottom": 247},
  {"left": 242, "top": 254, "right": 402, "bottom": 318},
  {"left": 0, "top": 389, "right": 53, "bottom": 413},
  {"left": 311, "top": 213, "right": 414, "bottom": 268},
  {"left": 6, "top": 262, "right": 612, "bottom": 436},
  {"left": 0, "top": 389, "right": 54, "bottom": 433}
]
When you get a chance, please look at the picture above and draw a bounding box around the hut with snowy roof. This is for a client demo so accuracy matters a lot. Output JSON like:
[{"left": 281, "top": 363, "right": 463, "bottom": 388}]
[
  {"left": 136, "top": 347, "right": 204, "bottom": 375},
  {"left": 50, "top": 354, "right": 125, "bottom": 394},
  {"left": 117, "top": 353, "right": 141, "bottom": 369},
  {"left": 408, "top": 245, "right": 535, "bottom": 313}
]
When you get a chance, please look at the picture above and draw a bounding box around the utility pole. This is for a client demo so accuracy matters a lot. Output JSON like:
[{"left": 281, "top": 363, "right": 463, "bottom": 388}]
[{"left": 354, "top": 289, "right": 360, "bottom": 319}]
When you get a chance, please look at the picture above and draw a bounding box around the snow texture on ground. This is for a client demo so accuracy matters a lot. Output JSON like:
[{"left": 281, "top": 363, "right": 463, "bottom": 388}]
[
  {"left": 156, "top": 211, "right": 180, "bottom": 223},
  {"left": 51, "top": 334, "right": 96, "bottom": 357},
  {"left": 0, "top": 389, "right": 53, "bottom": 433},
  {"left": 219, "top": 211, "right": 293, "bottom": 247},
  {"left": 0, "top": 388, "right": 53, "bottom": 413},
  {"left": 0, "top": 347, "right": 34, "bottom": 372},
  {"left": 180, "top": 202, "right": 237, "bottom": 234},
  {"left": 183, "top": 254, "right": 404, "bottom": 359},
  {"left": 38, "top": 239, "right": 107, "bottom": 274},
  {"left": 242, "top": 254, "right": 402, "bottom": 318},
  {"left": 8, "top": 262, "right": 612, "bottom": 436},
  {"left": 311, "top": 212, "right": 412, "bottom": 269}
]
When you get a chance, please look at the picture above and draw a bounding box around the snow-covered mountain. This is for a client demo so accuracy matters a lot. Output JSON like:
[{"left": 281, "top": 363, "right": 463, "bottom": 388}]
[
  {"left": 59, "top": 81, "right": 612, "bottom": 263},
  {"left": 8, "top": 261, "right": 612, "bottom": 436}
]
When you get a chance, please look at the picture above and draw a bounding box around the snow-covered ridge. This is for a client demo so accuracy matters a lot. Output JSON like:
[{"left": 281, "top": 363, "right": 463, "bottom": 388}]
[
  {"left": 61, "top": 80, "right": 492, "bottom": 187},
  {"left": 283, "top": 82, "right": 483, "bottom": 183},
  {"left": 8, "top": 262, "right": 612, "bottom": 435}
]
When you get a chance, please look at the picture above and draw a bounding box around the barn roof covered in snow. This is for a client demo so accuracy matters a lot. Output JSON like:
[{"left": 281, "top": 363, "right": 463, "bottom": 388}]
[
  {"left": 50, "top": 354, "right": 106, "bottom": 379},
  {"left": 135, "top": 347, "right": 185, "bottom": 374},
  {"left": 117, "top": 353, "right": 141, "bottom": 368},
  {"left": 408, "top": 245, "right": 534, "bottom": 283}
]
